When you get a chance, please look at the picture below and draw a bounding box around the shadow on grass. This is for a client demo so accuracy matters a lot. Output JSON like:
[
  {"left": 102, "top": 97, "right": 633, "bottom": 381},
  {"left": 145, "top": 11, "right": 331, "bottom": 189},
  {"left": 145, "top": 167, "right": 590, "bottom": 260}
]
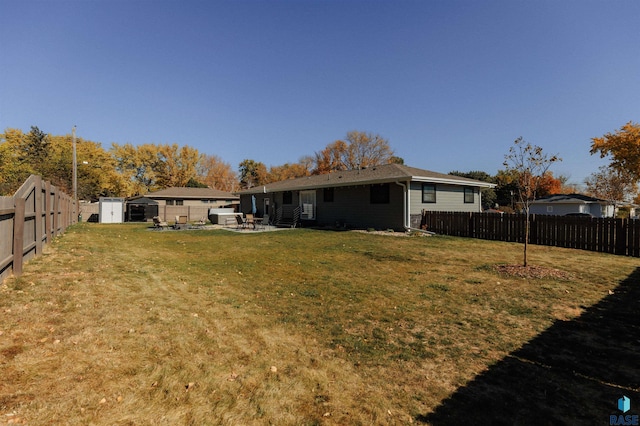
[{"left": 420, "top": 267, "right": 640, "bottom": 425}]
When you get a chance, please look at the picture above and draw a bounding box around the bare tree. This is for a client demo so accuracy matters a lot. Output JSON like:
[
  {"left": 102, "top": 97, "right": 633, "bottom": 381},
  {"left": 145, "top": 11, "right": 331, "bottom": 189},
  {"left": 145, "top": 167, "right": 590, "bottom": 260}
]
[
  {"left": 312, "top": 131, "right": 394, "bottom": 174},
  {"left": 503, "top": 137, "right": 561, "bottom": 267},
  {"left": 585, "top": 165, "right": 637, "bottom": 214},
  {"left": 343, "top": 131, "right": 394, "bottom": 170}
]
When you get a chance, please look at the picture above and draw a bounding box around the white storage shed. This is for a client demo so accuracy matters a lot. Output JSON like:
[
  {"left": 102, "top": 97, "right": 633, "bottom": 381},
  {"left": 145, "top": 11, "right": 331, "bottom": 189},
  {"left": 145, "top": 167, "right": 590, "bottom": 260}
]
[{"left": 99, "top": 197, "right": 125, "bottom": 224}]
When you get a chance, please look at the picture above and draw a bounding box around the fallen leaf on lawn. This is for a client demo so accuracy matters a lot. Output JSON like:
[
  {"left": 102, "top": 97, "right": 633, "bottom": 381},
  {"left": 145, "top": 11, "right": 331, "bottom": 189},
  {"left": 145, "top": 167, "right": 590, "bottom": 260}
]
[
  {"left": 228, "top": 372, "right": 238, "bottom": 381},
  {"left": 186, "top": 382, "right": 195, "bottom": 391},
  {"left": 270, "top": 366, "right": 278, "bottom": 373},
  {"left": 99, "top": 398, "right": 106, "bottom": 404}
]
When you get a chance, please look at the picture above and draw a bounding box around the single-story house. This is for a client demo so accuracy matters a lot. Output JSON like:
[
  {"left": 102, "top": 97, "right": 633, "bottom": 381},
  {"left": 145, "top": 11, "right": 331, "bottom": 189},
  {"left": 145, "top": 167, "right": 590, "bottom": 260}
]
[
  {"left": 136, "top": 187, "right": 239, "bottom": 208},
  {"left": 529, "top": 194, "right": 617, "bottom": 218},
  {"left": 130, "top": 187, "right": 239, "bottom": 222},
  {"left": 237, "top": 163, "right": 495, "bottom": 231}
]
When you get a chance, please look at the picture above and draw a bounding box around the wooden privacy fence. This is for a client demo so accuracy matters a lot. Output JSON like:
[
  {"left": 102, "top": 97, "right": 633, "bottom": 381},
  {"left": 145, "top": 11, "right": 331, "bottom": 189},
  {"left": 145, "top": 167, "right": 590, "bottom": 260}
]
[
  {"left": 421, "top": 211, "right": 640, "bottom": 257},
  {"left": 1, "top": 175, "right": 77, "bottom": 283},
  {"left": 159, "top": 205, "right": 210, "bottom": 223}
]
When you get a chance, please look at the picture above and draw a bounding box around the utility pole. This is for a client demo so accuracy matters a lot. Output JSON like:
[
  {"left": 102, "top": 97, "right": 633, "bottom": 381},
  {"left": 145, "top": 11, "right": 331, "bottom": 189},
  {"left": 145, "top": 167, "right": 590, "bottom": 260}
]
[{"left": 72, "top": 125, "right": 77, "bottom": 221}]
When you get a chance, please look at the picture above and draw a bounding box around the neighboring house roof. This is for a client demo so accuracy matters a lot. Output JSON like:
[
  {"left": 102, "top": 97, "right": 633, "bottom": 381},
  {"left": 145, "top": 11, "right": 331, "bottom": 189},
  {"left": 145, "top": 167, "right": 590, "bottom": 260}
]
[
  {"left": 238, "top": 163, "right": 495, "bottom": 195},
  {"left": 134, "top": 187, "right": 239, "bottom": 200},
  {"left": 126, "top": 197, "right": 158, "bottom": 205},
  {"left": 531, "top": 194, "right": 613, "bottom": 205}
]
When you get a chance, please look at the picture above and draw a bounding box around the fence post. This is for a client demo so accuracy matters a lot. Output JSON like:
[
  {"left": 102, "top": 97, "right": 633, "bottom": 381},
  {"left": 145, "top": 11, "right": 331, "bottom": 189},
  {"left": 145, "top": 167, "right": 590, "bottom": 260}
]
[
  {"left": 45, "top": 181, "right": 52, "bottom": 242},
  {"left": 13, "top": 197, "right": 26, "bottom": 277},
  {"left": 35, "top": 176, "right": 44, "bottom": 254},
  {"left": 615, "top": 219, "right": 628, "bottom": 256},
  {"left": 529, "top": 214, "right": 537, "bottom": 245}
]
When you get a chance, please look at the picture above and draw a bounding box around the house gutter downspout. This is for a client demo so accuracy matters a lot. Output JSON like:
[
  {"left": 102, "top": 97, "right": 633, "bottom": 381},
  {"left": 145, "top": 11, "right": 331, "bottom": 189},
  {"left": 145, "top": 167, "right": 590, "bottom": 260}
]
[
  {"left": 395, "top": 181, "right": 410, "bottom": 231},
  {"left": 395, "top": 180, "right": 436, "bottom": 235}
]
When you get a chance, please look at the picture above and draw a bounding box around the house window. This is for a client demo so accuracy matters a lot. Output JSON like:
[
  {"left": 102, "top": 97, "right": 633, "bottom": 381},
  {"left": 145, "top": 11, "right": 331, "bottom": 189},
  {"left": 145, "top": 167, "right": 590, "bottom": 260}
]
[
  {"left": 464, "top": 187, "right": 474, "bottom": 204},
  {"left": 370, "top": 184, "right": 390, "bottom": 204},
  {"left": 283, "top": 191, "right": 293, "bottom": 205},
  {"left": 323, "top": 187, "right": 334, "bottom": 202},
  {"left": 176, "top": 199, "right": 184, "bottom": 206},
  {"left": 166, "top": 200, "right": 174, "bottom": 206},
  {"left": 422, "top": 184, "right": 436, "bottom": 203}
]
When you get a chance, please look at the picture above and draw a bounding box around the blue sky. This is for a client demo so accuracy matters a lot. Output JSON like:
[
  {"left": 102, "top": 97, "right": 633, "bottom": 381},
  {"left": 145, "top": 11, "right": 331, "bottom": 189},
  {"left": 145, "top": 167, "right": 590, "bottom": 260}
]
[{"left": 1, "top": 0, "right": 639, "bottom": 186}]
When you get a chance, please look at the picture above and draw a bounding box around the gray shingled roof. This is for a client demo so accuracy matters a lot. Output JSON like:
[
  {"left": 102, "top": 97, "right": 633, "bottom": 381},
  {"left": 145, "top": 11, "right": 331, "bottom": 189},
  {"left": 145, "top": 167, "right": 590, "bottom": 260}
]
[
  {"left": 142, "top": 187, "right": 238, "bottom": 199},
  {"left": 238, "top": 163, "right": 495, "bottom": 195},
  {"left": 532, "top": 194, "right": 610, "bottom": 204}
]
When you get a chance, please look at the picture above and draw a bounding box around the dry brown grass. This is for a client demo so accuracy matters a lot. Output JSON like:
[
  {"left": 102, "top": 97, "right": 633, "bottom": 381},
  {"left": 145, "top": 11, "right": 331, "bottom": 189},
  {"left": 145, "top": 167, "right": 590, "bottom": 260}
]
[{"left": 0, "top": 223, "right": 637, "bottom": 425}]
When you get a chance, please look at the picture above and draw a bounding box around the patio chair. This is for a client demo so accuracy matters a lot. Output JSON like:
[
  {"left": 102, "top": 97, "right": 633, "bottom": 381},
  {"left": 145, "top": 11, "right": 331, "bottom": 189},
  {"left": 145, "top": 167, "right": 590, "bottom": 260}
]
[
  {"left": 152, "top": 216, "right": 169, "bottom": 229},
  {"left": 246, "top": 213, "right": 255, "bottom": 229},
  {"left": 235, "top": 214, "right": 246, "bottom": 229}
]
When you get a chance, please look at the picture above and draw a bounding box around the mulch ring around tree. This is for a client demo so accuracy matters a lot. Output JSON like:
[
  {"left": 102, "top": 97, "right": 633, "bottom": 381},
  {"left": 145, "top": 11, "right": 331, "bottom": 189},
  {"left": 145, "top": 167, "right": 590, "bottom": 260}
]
[{"left": 493, "top": 264, "right": 575, "bottom": 280}]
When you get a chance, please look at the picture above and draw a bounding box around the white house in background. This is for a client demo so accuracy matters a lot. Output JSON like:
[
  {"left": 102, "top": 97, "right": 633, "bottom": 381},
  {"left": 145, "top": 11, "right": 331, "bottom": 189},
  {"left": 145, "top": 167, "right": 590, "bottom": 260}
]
[{"left": 529, "top": 194, "right": 617, "bottom": 218}]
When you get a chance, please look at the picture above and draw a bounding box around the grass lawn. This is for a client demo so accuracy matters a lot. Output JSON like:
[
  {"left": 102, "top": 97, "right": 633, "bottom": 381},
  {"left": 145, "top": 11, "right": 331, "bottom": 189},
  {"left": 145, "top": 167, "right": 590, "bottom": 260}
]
[{"left": 1, "top": 223, "right": 638, "bottom": 425}]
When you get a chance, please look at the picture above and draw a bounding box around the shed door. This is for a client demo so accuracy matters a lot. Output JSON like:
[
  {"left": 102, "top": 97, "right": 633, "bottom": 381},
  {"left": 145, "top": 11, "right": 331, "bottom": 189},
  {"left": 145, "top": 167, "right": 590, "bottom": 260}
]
[{"left": 100, "top": 200, "right": 123, "bottom": 223}]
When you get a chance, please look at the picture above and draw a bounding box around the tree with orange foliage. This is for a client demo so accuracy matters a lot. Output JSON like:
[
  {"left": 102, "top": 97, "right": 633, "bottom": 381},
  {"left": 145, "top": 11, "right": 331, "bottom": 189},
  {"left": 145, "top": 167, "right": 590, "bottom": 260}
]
[
  {"left": 266, "top": 162, "right": 311, "bottom": 183},
  {"left": 590, "top": 121, "right": 640, "bottom": 179},
  {"left": 313, "top": 140, "right": 349, "bottom": 174},
  {"left": 197, "top": 154, "right": 239, "bottom": 192},
  {"left": 537, "top": 172, "right": 563, "bottom": 197}
]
